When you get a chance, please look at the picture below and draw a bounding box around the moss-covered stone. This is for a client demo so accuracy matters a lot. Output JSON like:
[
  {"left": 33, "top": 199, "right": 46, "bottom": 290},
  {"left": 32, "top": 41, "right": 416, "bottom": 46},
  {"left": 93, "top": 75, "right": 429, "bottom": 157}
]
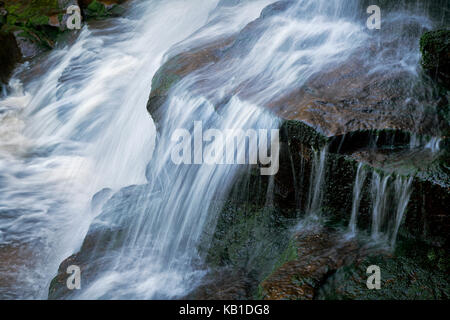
[
  {"left": 81, "top": 0, "right": 127, "bottom": 19},
  {"left": 317, "top": 236, "right": 450, "bottom": 300},
  {"left": 420, "top": 29, "right": 450, "bottom": 89},
  {"left": 200, "top": 199, "right": 295, "bottom": 294},
  {"left": 0, "top": 0, "right": 70, "bottom": 58}
]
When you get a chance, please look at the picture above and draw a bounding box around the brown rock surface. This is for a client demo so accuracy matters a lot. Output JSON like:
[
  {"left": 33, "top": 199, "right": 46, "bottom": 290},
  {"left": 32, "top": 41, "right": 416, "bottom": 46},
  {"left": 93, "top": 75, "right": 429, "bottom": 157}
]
[{"left": 259, "top": 228, "right": 369, "bottom": 300}]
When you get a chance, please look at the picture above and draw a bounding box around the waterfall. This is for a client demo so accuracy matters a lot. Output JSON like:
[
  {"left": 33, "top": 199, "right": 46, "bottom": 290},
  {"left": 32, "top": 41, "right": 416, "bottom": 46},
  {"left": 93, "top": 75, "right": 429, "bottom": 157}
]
[
  {"left": 390, "top": 176, "right": 414, "bottom": 246},
  {"left": 306, "top": 146, "right": 328, "bottom": 217},
  {"left": 348, "top": 163, "right": 367, "bottom": 236},
  {"left": 371, "top": 172, "right": 391, "bottom": 239},
  {"left": 0, "top": 0, "right": 443, "bottom": 299},
  {"left": 369, "top": 171, "right": 413, "bottom": 245},
  {"left": 76, "top": 91, "right": 279, "bottom": 299}
]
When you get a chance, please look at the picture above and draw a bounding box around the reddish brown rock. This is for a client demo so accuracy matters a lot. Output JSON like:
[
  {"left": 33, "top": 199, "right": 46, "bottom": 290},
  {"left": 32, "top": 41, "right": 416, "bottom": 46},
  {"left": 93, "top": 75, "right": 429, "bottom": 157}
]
[{"left": 259, "top": 228, "right": 369, "bottom": 300}]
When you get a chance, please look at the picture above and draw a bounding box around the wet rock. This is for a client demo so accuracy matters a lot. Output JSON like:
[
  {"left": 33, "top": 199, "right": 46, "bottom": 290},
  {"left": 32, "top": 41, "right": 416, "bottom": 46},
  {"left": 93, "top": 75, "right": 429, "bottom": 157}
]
[
  {"left": 48, "top": 184, "right": 150, "bottom": 299},
  {"left": 147, "top": 36, "right": 236, "bottom": 126},
  {"left": 0, "top": 30, "right": 21, "bottom": 83},
  {"left": 90, "top": 187, "right": 112, "bottom": 212},
  {"left": 0, "top": 0, "right": 74, "bottom": 59},
  {"left": 184, "top": 268, "right": 252, "bottom": 300},
  {"left": 0, "top": 0, "right": 129, "bottom": 62},
  {"left": 147, "top": 3, "right": 441, "bottom": 138},
  {"left": 258, "top": 228, "right": 367, "bottom": 300},
  {"left": 0, "top": 242, "right": 35, "bottom": 299},
  {"left": 317, "top": 237, "right": 450, "bottom": 300}
]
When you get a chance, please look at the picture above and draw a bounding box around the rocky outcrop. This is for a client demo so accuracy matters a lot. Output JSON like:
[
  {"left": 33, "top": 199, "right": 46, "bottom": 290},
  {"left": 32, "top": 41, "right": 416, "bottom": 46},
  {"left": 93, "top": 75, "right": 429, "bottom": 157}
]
[{"left": 0, "top": 0, "right": 74, "bottom": 58}]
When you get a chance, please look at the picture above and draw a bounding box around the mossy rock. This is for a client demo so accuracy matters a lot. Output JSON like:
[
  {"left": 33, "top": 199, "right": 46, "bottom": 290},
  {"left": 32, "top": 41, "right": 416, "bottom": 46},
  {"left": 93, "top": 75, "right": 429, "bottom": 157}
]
[
  {"left": 82, "top": 0, "right": 127, "bottom": 19},
  {"left": 3, "top": 0, "right": 60, "bottom": 26},
  {"left": 317, "top": 237, "right": 450, "bottom": 300},
  {"left": 0, "top": 0, "right": 68, "bottom": 57},
  {"left": 420, "top": 29, "right": 450, "bottom": 88}
]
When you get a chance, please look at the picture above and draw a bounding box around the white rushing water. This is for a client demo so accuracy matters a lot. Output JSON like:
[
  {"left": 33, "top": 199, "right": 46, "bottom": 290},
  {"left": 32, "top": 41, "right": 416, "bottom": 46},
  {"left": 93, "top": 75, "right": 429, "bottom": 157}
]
[
  {"left": 0, "top": 0, "right": 277, "bottom": 299},
  {"left": 0, "top": 0, "right": 225, "bottom": 299},
  {"left": 0, "top": 0, "right": 444, "bottom": 299}
]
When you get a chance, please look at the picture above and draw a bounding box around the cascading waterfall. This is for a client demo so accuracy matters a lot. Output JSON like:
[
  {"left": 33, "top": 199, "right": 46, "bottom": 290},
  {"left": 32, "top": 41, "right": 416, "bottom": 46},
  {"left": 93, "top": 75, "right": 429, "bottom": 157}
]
[
  {"left": 0, "top": 0, "right": 445, "bottom": 299},
  {"left": 75, "top": 88, "right": 279, "bottom": 299}
]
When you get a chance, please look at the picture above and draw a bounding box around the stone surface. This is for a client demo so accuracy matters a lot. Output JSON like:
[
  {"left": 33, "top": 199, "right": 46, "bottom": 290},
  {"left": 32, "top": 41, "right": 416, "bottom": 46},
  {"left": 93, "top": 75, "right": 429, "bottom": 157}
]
[
  {"left": 259, "top": 228, "right": 366, "bottom": 300},
  {"left": 0, "top": 30, "right": 21, "bottom": 83}
]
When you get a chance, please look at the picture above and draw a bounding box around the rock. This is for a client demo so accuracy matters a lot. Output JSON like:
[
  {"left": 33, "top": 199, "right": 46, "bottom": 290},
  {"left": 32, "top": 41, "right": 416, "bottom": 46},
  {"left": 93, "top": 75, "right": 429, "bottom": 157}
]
[
  {"left": 420, "top": 29, "right": 450, "bottom": 89},
  {"left": 184, "top": 268, "right": 252, "bottom": 300},
  {"left": 0, "top": 242, "right": 35, "bottom": 299},
  {"left": 258, "top": 228, "right": 366, "bottom": 300},
  {"left": 317, "top": 237, "right": 450, "bottom": 300},
  {"left": 0, "top": 0, "right": 129, "bottom": 63},
  {"left": 147, "top": 4, "right": 441, "bottom": 138},
  {"left": 90, "top": 187, "right": 112, "bottom": 211},
  {"left": 79, "top": 0, "right": 128, "bottom": 18},
  {"left": 147, "top": 36, "right": 236, "bottom": 126},
  {"left": 48, "top": 184, "right": 149, "bottom": 299},
  {"left": 0, "top": 0, "right": 73, "bottom": 59},
  {"left": 0, "top": 30, "right": 21, "bottom": 83}
]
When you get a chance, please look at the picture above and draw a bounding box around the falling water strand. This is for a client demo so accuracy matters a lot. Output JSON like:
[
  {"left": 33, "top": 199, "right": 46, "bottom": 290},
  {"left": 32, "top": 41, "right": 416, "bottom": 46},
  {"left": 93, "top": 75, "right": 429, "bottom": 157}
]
[
  {"left": 370, "top": 172, "right": 414, "bottom": 243},
  {"left": 371, "top": 172, "right": 392, "bottom": 240},
  {"left": 348, "top": 163, "right": 367, "bottom": 235},
  {"left": 390, "top": 176, "right": 414, "bottom": 246},
  {"left": 306, "top": 146, "right": 328, "bottom": 217}
]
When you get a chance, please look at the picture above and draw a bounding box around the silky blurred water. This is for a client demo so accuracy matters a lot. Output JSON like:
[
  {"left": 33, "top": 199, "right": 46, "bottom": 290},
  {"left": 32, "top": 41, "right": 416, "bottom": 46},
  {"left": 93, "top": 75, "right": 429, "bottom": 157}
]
[{"left": 0, "top": 0, "right": 446, "bottom": 299}]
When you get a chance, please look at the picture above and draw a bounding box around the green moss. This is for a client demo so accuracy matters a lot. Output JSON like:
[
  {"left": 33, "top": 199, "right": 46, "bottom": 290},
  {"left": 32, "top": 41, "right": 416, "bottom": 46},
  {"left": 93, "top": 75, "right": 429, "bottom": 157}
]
[
  {"left": 420, "top": 29, "right": 450, "bottom": 88},
  {"left": 420, "top": 30, "right": 450, "bottom": 70},
  {"left": 273, "top": 238, "right": 298, "bottom": 271},
  {"left": 86, "top": 0, "right": 106, "bottom": 15},
  {"left": 85, "top": 0, "right": 124, "bottom": 19},
  {"left": 280, "top": 119, "right": 328, "bottom": 150},
  {"left": 29, "top": 14, "right": 49, "bottom": 26},
  {"left": 317, "top": 237, "right": 450, "bottom": 300}
]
